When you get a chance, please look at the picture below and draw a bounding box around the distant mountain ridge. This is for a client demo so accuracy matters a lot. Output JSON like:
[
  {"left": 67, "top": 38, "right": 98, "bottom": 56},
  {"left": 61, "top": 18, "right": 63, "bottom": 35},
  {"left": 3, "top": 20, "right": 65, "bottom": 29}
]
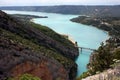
[{"left": 0, "top": 5, "right": 120, "bottom": 17}]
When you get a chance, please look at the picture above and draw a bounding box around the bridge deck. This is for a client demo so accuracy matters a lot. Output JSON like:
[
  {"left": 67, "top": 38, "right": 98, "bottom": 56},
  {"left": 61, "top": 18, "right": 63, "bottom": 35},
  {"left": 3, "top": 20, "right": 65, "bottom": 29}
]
[{"left": 77, "top": 47, "right": 96, "bottom": 51}]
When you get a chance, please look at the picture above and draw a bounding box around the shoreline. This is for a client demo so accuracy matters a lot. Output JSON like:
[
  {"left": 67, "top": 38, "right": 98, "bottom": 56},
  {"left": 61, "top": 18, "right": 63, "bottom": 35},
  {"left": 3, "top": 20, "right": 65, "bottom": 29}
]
[
  {"left": 71, "top": 16, "right": 120, "bottom": 37},
  {"left": 30, "top": 19, "right": 78, "bottom": 47},
  {"left": 61, "top": 34, "right": 76, "bottom": 44},
  {"left": 70, "top": 16, "right": 118, "bottom": 51}
]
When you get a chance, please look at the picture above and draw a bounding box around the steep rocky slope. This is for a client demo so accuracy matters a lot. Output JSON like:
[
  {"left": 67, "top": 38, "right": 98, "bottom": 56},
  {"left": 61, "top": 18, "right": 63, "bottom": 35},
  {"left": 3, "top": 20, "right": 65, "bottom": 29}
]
[
  {"left": 0, "top": 10, "right": 79, "bottom": 80},
  {"left": 82, "top": 64, "right": 120, "bottom": 80}
]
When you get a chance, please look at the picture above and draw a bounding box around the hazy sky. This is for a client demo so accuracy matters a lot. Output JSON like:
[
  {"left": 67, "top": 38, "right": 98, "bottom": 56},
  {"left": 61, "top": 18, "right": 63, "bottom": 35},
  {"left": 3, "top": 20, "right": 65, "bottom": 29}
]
[{"left": 0, "top": 0, "right": 120, "bottom": 6}]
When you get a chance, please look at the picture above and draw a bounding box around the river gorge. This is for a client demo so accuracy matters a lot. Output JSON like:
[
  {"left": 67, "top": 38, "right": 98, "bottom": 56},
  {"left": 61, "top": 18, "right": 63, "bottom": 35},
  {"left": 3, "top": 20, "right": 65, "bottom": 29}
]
[{"left": 4, "top": 10, "right": 109, "bottom": 77}]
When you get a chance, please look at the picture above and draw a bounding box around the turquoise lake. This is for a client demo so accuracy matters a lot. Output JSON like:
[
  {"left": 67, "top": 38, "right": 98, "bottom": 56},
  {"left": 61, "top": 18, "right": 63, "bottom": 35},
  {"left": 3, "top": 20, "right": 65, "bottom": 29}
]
[{"left": 4, "top": 10, "right": 109, "bottom": 77}]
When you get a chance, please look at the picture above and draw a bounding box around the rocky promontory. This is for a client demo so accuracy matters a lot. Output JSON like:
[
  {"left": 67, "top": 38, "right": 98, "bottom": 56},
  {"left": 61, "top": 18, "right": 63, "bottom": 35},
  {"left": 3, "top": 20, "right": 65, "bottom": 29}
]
[
  {"left": 11, "top": 14, "right": 48, "bottom": 21},
  {"left": 71, "top": 16, "right": 120, "bottom": 36}
]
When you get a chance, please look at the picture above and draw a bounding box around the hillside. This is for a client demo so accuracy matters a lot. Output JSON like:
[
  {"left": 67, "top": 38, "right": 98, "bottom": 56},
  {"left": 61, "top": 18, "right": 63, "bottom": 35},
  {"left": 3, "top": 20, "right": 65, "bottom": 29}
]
[
  {"left": 0, "top": 5, "right": 120, "bottom": 17},
  {"left": 11, "top": 14, "right": 48, "bottom": 21},
  {"left": 0, "top": 10, "right": 79, "bottom": 80},
  {"left": 71, "top": 11, "right": 120, "bottom": 80},
  {"left": 71, "top": 16, "right": 120, "bottom": 36}
]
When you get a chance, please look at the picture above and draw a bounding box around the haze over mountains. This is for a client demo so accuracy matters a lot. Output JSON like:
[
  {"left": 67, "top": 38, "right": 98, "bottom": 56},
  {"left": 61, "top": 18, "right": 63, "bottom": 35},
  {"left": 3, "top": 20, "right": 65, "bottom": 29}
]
[{"left": 0, "top": 5, "right": 120, "bottom": 17}]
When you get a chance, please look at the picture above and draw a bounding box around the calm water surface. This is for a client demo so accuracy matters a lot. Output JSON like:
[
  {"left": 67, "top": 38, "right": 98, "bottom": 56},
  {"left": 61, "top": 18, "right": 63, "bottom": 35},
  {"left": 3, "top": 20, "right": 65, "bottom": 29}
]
[{"left": 4, "top": 10, "right": 109, "bottom": 77}]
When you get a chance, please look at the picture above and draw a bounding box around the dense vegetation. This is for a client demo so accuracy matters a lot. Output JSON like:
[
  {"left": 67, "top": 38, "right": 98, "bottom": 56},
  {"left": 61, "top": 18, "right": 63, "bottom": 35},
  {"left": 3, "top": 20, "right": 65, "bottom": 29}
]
[
  {"left": 71, "top": 16, "right": 120, "bottom": 36},
  {"left": 8, "top": 74, "right": 41, "bottom": 80},
  {"left": 77, "top": 40, "right": 120, "bottom": 80}
]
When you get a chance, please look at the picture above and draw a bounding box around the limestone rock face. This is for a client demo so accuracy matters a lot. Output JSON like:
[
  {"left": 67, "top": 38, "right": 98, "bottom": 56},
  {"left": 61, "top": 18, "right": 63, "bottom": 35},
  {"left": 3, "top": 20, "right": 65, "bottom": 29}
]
[
  {"left": 0, "top": 37, "right": 69, "bottom": 80},
  {"left": 82, "top": 64, "right": 120, "bottom": 80}
]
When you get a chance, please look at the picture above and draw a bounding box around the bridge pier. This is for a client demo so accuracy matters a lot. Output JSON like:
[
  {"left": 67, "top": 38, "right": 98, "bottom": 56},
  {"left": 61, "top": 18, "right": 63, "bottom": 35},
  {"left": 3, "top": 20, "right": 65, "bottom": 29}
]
[{"left": 80, "top": 48, "right": 82, "bottom": 53}]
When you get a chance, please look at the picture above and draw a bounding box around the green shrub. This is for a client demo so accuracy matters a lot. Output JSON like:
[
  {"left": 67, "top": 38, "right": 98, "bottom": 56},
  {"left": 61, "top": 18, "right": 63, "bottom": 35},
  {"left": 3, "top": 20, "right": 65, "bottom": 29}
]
[
  {"left": 7, "top": 74, "right": 41, "bottom": 80},
  {"left": 113, "top": 48, "right": 120, "bottom": 60},
  {"left": 76, "top": 71, "right": 90, "bottom": 80},
  {"left": 20, "top": 74, "right": 41, "bottom": 80}
]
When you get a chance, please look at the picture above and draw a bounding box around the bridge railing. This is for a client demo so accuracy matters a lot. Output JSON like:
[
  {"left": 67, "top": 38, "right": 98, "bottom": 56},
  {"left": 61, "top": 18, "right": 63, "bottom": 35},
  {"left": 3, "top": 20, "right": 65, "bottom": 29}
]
[{"left": 76, "top": 46, "right": 96, "bottom": 52}]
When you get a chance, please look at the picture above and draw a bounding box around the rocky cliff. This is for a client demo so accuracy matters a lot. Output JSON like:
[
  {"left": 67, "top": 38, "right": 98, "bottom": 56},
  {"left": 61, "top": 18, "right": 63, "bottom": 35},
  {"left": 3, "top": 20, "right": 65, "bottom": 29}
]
[
  {"left": 82, "top": 63, "right": 120, "bottom": 80},
  {"left": 0, "top": 10, "right": 79, "bottom": 80}
]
